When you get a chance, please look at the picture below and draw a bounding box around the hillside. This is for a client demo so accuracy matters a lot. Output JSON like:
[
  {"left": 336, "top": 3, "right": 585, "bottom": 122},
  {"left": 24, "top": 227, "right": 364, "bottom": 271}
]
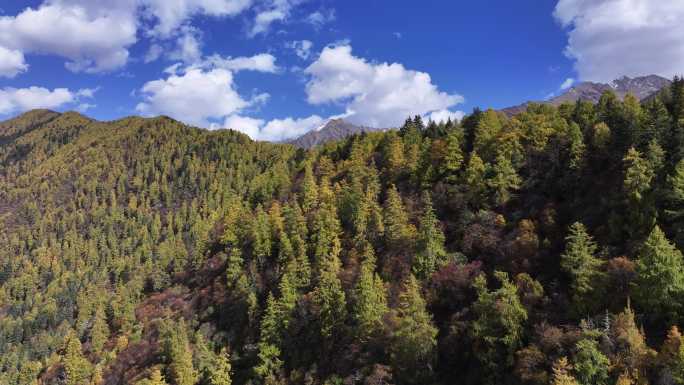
[{"left": 1, "top": 77, "right": 684, "bottom": 385}]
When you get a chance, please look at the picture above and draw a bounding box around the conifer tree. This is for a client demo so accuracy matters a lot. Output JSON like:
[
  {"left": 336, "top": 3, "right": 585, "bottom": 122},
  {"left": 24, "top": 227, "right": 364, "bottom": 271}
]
[
  {"left": 314, "top": 252, "right": 347, "bottom": 343},
  {"left": 209, "top": 348, "right": 232, "bottom": 385},
  {"left": 573, "top": 339, "right": 609, "bottom": 385},
  {"left": 301, "top": 163, "right": 318, "bottom": 214},
  {"left": 390, "top": 275, "right": 438, "bottom": 384},
  {"left": 474, "top": 109, "right": 504, "bottom": 161},
  {"left": 353, "top": 244, "right": 388, "bottom": 342},
  {"left": 90, "top": 306, "right": 109, "bottom": 356},
  {"left": 63, "top": 330, "right": 92, "bottom": 385},
  {"left": 634, "top": 225, "right": 684, "bottom": 319},
  {"left": 383, "top": 184, "right": 415, "bottom": 248},
  {"left": 551, "top": 357, "right": 579, "bottom": 385},
  {"left": 665, "top": 159, "right": 684, "bottom": 247},
  {"left": 163, "top": 320, "right": 198, "bottom": 385},
  {"left": 560, "top": 222, "right": 603, "bottom": 312},
  {"left": 487, "top": 152, "right": 521, "bottom": 206},
  {"left": 464, "top": 152, "right": 487, "bottom": 206},
  {"left": 413, "top": 191, "right": 447, "bottom": 279},
  {"left": 471, "top": 272, "right": 527, "bottom": 384},
  {"left": 441, "top": 128, "right": 464, "bottom": 180}
]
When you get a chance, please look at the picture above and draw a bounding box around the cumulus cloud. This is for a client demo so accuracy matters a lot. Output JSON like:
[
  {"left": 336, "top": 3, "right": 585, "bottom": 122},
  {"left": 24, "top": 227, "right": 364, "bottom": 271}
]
[
  {"left": 554, "top": 0, "right": 684, "bottom": 81},
  {"left": 203, "top": 53, "right": 279, "bottom": 72},
  {"left": 425, "top": 109, "right": 465, "bottom": 124},
  {"left": 222, "top": 114, "right": 324, "bottom": 141},
  {"left": 136, "top": 67, "right": 250, "bottom": 126},
  {"left": 286, "top": 40, "right": 313, "bottom": 60},
  {"left": 143, "top": 0, "right": 254, "bottom": 38},
  {"left": 0, "top": 46, "right": 28, "bottom": 78},
  {"left": 0, "top": 85, "right": 96, "bottom": 115},
  {"left": 136, "top": 53, "right": 276, "bottom": 127},
  {"left": 0, "top": 0, "right": 138, "bottom": 73},
  {"left": 304, "top": 44, "right": 464, "bottom": 128}
]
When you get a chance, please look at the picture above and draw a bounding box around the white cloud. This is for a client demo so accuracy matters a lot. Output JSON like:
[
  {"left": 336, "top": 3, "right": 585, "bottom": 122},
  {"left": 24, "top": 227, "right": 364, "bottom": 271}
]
[
  {"left": 203, "top": 53, "right": 279, "bottom": 72},
  {"left": 249, "top": 0, "right": 307, "bottom": 37},
  {"left": 221, "top": 114, "right": 264, "bottom": 138},
  {"left": 168, "top": 26, "right": 203, "bottom": 63},
  {"left": 425, "top": 109, "right": 465, "bottom": 124},
  {"left": 144, "top": 44, "right": 164, "bottom": 63},
  {"left": 136, "top": 67, "right": 253, "bottom": 126},
  {"left": 305, "top": 9, "right": 335, "bottom": 29},
  {"left": 0, "top": 46, "right": 28, "bottom": 78},
  {"left": 0, "top": 85, "right": 95, "bottom": 115},
  {"left": 560, "top": 77, "right": 575, "bottom": 90},
  {"left": 221, "top": 113, "right": 324, "bottom": 141},
  {"left": 554, "top": 0, "right": 684, "bottom": 81},
  {"left": 304, "top": 44, "right": 464, "bottom": 128},
  {"left": 0, "top": 0, "right": 138, "bottom": 73},
  {"left": 143, "top": 0, "right": 254, "bottom": 38},
  {"left": 286, "top": 40, "right": 313, "bottom": 60}
]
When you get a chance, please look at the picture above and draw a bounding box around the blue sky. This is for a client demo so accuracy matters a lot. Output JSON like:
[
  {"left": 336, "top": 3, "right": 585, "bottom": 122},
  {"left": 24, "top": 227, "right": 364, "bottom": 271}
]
[{"left": 1, "top": 0, "right": 683, "bottom": 140}]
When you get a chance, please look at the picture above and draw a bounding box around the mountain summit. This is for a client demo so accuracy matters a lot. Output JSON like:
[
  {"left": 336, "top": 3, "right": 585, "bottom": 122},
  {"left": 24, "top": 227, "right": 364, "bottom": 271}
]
[
  {"left": 503, "top": 74, "right": 672, "bottom": 116},
  {"left": 286, "top": 118, "right": 384, "bottom": 148}
]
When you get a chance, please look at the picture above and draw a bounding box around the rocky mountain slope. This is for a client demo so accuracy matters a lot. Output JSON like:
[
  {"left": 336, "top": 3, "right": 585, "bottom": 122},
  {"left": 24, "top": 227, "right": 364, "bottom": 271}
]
[
  {"left": 286, "top": 118, "right": 384, "bottom": 148},
  {"left": 502, "top": 74, "right": 672, "bottom": 116}
]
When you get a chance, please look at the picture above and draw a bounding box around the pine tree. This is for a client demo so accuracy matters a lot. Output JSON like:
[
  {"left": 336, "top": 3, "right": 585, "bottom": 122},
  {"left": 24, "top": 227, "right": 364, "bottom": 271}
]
[
  {"left": 63, "top": 330, "right": 92, "bottom": 385},
  {"left": 353, "top": 244, "right": 388, "bottom": 342},
  {"left": 560, "top": 222, "right": 603, "bottom": 312},
  {"left": 634, "top": 225, "right": 684, "bottom": 320},
  {"left": 383, "top": 185, "right": 415, "bottom": 248},
  {"left": 163, "top": 320, "right": 198, "bottom": 385},
  {"left": 471, "top": 272, "right": 528, "bottom": 384},
  {"left": 473, "top": 109, "right": 504, "bottom": 161},
  {"left": 464, "top": 152, "right": 487, "bottom": 206},
  {"left": 413, "top": 191, "right": 447, "bottom": 279},
  {"left": 314, "top": 252, "right": 347, "bottom": 343},
  {"left": 209, "top": 348, "right": 232, "bottom": 385},
  {"left": 441, "top": 128, "right": 464, "bottom": 180},
  {"left": 665, "top": 159, "right": 684, "bottom": 247},
  {"left": 390, "top": 275, "right": 438, "bottom": 384},
  {"left": 301, "top": 163, "right": 318, "bottom": 214},
  {"left": 573, "top": 339, "right": 609, "bottom": 385},
  {"left": 90, "top": 306, "right": 109, "bottom": 356},
  {"left": 623, "top": 148, "right": 654, "bottom": 202},
  {"left": 551, "top": 357, "right": 579, "bottom": 385},
  {"left": 487, "top": 152, "right": 521, "bottom": 206}
]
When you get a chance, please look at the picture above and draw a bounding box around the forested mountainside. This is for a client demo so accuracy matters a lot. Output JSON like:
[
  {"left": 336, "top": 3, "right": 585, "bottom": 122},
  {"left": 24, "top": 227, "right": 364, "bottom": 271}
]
[
  {"left": 2, "top": 77, "right": 684, "bottom": 385},
  {"left": 286, "top": 120, "right": 383, "bottom": 149}
]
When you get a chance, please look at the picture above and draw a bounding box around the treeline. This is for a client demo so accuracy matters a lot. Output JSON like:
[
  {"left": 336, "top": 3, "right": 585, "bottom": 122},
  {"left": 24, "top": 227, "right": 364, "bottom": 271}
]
[{"left": 1, "top": 78, "right": 684, "bottom": 385}]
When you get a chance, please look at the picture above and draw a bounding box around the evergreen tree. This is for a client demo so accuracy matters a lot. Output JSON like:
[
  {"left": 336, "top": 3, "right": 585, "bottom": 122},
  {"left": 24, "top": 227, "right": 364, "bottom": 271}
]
[
  {"left": 353, "top": 244, "right": 388, "bottom": 342},
  {"left": 314, "top": 253, "right": 347, "bottom": 344},
  {"left": 413, "top": 191, "right": 447, "bottom": 279},
  {"left": 90, "top": 306, "right": 109, "bottom": 356},
  {"left": 634, "top": 226, "right": 684, "bottom": 320},
  {"left": 383, "top": 185, "right": 415, "bottom": 248},
  {"left": 487, "top": 152, "right": 521, "bottom": 206},
  {"left": 163, "top": 320, "right": 198, "bottom": 385},
  {"left": 209, "top": 348, "right": 232, "bottom": 385},
  {"left": 301, "top": 163, "right": 318, "bottom": 214},
  {"left": 63, "top": 330, "right": 92, "bottom": 385},
  {"left": 560, "top": 222, "right": 603, "bottom": 312},
  {"left": 471, "top": 271, "right": 528, "bottom": 384},
  {"left": 390, "top": 275, "right": 438, "bottom": 384},
  {"left": 665, "top": 159, "right": 684, "bottom": 247},
  {"left": 474, "top": 109, "right": 504, "bottom": 161},
  {"left": 441, "top": 128, "right": 464, "bottom": 180},
  {"left": 572, "top": 339, "right": 609, "bottom": 385}
]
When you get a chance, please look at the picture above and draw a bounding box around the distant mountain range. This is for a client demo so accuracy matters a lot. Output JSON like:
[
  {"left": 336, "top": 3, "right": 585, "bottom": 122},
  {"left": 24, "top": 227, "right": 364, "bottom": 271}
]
[
  {"left": 502, "top": 74, "right": 671, "bottom": 116},
  {"left": 285, "top": 75, "right": 672, "bottom": 148},
  {"left": 285, "top": 119, "right": 384, "bottom": 148}
]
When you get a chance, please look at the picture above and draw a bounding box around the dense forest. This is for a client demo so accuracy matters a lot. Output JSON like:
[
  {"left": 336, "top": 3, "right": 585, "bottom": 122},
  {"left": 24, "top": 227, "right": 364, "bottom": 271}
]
[{"left": 2, "top": 77, "right": 684, "bottom": 385}]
